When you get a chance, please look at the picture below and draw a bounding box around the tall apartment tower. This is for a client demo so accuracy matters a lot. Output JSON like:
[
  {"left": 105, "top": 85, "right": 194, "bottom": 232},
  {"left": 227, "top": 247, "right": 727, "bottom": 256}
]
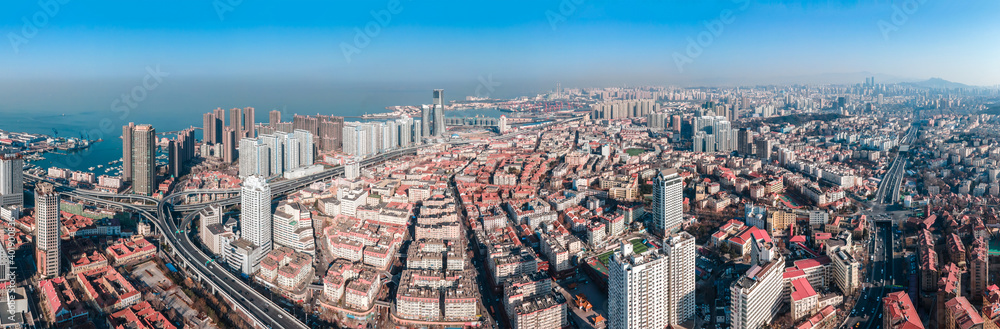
[
  {"left": 737, "top": 128, "right": 755, "bottom": 156},
  {"left": 35, "top": 182, "right": 60, "bottom": 279},
  {"left": 203, "top": 112, "right": 216, "bottom": 144},
  {"left": 269, "top": 110, "right": 281, "bottom": 126},
  {"left": 608, "top": 232, "right": 696, "bottom": 329},
  {"left": 238, "top": 138, "right": 272, "bottom": 179},
  {"left": 0, "top": 153, "right": 24, "bottom": 207},
  {"left": 223, "top": 127, "right": 237, "bottom": 163},
  {"left": 652, "top": 169, "right": 684, "bottom": 236},
  {"left": 243, "top": 107, "right": 255, "bottom": 138},
  {"left": 230, "top": 107, "right": 243, "bottom": 137},
  {"left": 131, "top": 124, "right": 157, "bottom": 196},
  {"left": 433, "top": 89, "right": 445, "bottom": 137},
  {"left": 122, "top": 123, "right": 135, "bottom": 182},
  {"left": 240, "top": 175, "right": 272, "bottom": 266},
  {"left": 756, "top": 139, "right": 775, "bottom": 161}
]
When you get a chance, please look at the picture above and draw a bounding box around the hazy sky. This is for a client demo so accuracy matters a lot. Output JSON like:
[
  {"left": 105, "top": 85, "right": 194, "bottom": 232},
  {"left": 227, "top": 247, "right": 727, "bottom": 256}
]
[{"left": 2, "top": 0, "right": 1000, "bottom": 87}]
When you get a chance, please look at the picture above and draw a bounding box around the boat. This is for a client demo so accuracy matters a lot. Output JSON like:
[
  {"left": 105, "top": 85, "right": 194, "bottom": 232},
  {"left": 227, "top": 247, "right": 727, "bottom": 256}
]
[
  {"left": 88, "top": 167, "right": 95, "bottom": 171},
  {"left": 97, "top": 165, "right": 103, "bottom": 168}
]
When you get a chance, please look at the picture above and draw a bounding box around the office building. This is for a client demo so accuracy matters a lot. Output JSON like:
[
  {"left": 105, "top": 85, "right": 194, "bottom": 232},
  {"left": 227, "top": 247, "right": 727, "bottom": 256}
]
[
  {"left": 608, "top": 232, "right": 696, "bottom": 329},
  {"left": 35, "top": 182, "right": 60, "bottom": 279},
  {"left": 421, "top": 105, "right": 432, "bottom": 139},
  {"left": 241, "top": 175, "right": 272, "bottom": 269},
  {"left": 0, "top": 153, "right": 24, "bottom": 207},
  {"left": 652, "top": 169, "right": 684, "bottom": 236},
  {"left": 130, "top": 124, "right": 156, "bottom": 196},
  {"left": 730, "top": 237, "right": 784, "bottom": 329},
  {"left": 433, "top": 89, "right": 445, "bottom": 137}
]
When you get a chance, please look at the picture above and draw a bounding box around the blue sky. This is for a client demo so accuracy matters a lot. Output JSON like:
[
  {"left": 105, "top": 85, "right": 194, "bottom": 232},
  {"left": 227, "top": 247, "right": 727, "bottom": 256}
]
[{"left": 2, "top": 0, "right": 999, "bottom": 87}]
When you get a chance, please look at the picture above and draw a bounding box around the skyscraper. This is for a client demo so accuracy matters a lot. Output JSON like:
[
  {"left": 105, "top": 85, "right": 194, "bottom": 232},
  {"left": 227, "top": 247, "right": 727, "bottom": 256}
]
[
  {"left": 230, "top": 107, "right": 243, "bottom": 137},
  {"left": 122, "top": 123, "right": 134, "bottom": 182},
  {"left": 433, "top": 89, "right": 445, "bottom": 137},
  {"left": 608, "top": 232, "right": 696, "bottom": 329},
  {"left": 203, "top": 112, "right": 216, "bottom": 144},
  {"left": 692, "top": 115, "right": 735, "bottom": 153},
  {"left": 238, "top": 138, "right": 271, "bottom": 179},
  {"left": 269, "top": 109, "right": 281, "bottom": 126},
  {"left": 243, "top": 107, "right": 255, "bottom": 138},
  {"left": 35, "top": 182, "right": 60, "bottom": 279},
  {"left": 241, "top": 175, "right": 272, "bottom": 267},
  {"left": 0, "top": 153, "right": 24, "bottom": 207},
  {"left": 259, "top": 134, "right": 284, "bottom": 176},
  {"left": 292, "top": 129, "right": 314, "bottom": 166},
  {"left": 131, "top": 124, "right": 156, "bottom": 196},
  {"left": 737, "top": 128, "right": 755, "bottom": 156},
  {"left": 420, "top": 105, "right": 432, "bottom": 138},
  {"left": 223, "top": 127, "right": 237, "bottom": 163},
  {"left": 652, "top": 169, "right": 683, "bottom": 236}
]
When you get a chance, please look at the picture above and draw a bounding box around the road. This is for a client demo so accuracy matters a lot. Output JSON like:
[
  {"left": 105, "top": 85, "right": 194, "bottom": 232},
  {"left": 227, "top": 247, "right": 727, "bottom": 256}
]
[
  {"left": 874, "top": 127, "right": 915, "bottom": 205},
  {"left": 39, "top": 144, "right": 426, "bottom": 329},
  {"left": 841, "top": 220, "right": 897, "bottom": 329}
]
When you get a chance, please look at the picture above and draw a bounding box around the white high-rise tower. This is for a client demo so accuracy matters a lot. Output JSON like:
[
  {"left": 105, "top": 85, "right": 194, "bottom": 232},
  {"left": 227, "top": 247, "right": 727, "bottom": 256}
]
[
  {"left": 240, "top": 175, "right": 272, "bottom": 266},
  {"left": 608, "top": 232, "right": 696, "bottom": 329},
  {"left": 0, "top": 153, "right": 24, "bottom": 207},
  {"left": 652, "top": 169, "right": 684, "bottom": 236}
]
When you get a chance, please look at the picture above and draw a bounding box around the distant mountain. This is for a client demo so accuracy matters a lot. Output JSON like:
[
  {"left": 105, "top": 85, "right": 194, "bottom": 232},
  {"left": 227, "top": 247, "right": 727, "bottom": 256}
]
[{"left": 900, "top": 78, "right": 972, "bottom": 89}]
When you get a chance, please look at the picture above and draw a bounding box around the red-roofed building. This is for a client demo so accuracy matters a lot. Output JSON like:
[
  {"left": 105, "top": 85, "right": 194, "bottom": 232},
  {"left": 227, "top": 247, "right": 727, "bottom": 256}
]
[
  {"left": 76, "top": 266, "right": 141, "bottom": 312},
  {"left": 884, "top": 291, "right": 923, "bottom": 329},
  {"left": 793, "top": 305, "right": 837, "bottom": 329},
  {"left": 104, "top": 237, "right": 156, "bottom": 265},
  {"left": 38, "top": 277, "right": 89, "bottom": 325},
  {"left": 790, "top": 278, "right": 818, "bottom": 321},
  {"left": 943, "top": 296, "right": 983, "bottom": 329},
  {"left": 108, "top": 301, "right": 177, "bottom": 329}
]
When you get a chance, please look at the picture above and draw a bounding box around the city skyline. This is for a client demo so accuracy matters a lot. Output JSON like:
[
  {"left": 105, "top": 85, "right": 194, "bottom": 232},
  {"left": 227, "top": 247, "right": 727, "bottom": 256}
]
[{"left": 4, "top": 2, "right": 1000, "bottom": 329}]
